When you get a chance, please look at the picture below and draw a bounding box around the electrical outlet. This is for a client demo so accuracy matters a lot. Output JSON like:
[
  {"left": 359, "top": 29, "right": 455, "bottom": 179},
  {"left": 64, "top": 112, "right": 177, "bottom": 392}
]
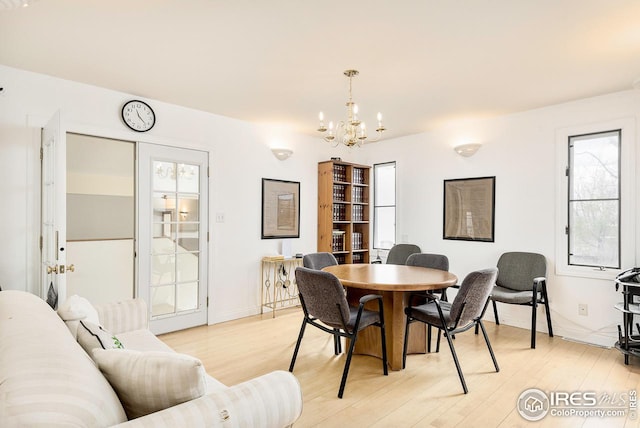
[
  {"left": 215, "top": 212, "right": 225, "bottom": 223},
  {"left": 578, "top": 303, "right": 588, "bottom": 316}
]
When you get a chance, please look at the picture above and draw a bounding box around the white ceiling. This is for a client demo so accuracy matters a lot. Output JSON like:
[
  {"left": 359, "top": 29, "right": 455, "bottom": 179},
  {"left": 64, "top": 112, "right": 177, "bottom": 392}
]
[{"left": 2, "top": 0, "right": 640, "bottom": 140}]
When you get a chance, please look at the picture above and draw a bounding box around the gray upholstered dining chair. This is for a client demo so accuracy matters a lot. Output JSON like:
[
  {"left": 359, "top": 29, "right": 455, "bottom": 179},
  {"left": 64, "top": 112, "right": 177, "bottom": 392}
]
[
  {"left": 406, "top": 253, "right": 451, "bottom": 351},
  {"left": 289, "top": 267, "right": 388, "bottom": 398},
  {"left": 491, "top": 251, "right": 553, "bottom": 349},
  {"left": 302, "top": 252, "right": 338, "bottom": 270},
  {"left": 402, "top": 268, "right": 499, "bottom": 394},
  {"left": 406, "top": 253, "right": 450, "bottom": 300},
  {"left": 386, "top": 244, "right": 421, "bottom": 265}
]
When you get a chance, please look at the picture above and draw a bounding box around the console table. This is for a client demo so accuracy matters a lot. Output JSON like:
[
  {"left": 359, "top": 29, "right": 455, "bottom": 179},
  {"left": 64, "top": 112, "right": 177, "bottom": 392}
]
[{"left": 260, "top": 256, "right": 303, "bottom": 317}]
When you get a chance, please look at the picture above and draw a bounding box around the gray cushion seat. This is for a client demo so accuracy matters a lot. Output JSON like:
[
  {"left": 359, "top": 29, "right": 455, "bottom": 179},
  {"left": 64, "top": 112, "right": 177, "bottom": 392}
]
[
  {"left": 407, "top": 300, "right": 454, "bottom": 327},
  {"left": 491, "top": 286, "right": 542, "bottom": 304}
]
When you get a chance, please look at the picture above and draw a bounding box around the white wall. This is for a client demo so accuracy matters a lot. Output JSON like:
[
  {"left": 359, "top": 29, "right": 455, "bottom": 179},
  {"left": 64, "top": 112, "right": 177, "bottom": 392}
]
[
  {"left": 0, "top": 64, "right": 330, "bottom": 323},
  {"left": 358, "top": 90, "right": 640, "bottom": 346},
  {"left": 2, "top": 63, "right": 639, "bottom": 347}
]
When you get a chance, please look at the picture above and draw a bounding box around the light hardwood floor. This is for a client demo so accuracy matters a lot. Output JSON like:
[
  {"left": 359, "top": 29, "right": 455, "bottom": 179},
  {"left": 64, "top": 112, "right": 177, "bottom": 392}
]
[{"left": 160, "top": 308, "right": 640, "bottom": 428}]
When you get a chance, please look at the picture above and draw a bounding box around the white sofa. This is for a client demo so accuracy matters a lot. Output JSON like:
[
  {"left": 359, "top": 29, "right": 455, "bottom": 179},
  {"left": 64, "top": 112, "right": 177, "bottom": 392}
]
[{"left": 0, "top": 290, "right": 303, "bottom": 427}]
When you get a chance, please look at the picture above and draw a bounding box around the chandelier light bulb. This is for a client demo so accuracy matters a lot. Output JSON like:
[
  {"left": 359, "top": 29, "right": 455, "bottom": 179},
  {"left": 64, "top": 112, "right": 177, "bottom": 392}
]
[{"left": 319, "top": 112, "right": 324, "bottom": 121}]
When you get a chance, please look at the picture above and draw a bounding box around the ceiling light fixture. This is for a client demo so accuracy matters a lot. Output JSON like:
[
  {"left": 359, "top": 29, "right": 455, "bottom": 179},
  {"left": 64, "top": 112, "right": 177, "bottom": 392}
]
[{"left": 317, "top": 70, "right": 386, "bottom": 148}]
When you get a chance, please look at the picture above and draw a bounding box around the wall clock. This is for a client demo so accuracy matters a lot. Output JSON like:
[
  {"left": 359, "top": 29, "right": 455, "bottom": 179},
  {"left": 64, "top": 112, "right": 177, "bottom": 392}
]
[{"left": 121, "top": 100, "right": 156, "bottom": 132}]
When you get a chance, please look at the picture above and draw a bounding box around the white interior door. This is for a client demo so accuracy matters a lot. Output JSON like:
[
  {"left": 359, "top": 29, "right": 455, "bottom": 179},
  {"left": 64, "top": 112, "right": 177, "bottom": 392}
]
[
  {"left": 137, "top": 143, "right": 209, "bottom": 334},
  {"left": 41, "top": 111, "right": 68, "bottom": 307}
]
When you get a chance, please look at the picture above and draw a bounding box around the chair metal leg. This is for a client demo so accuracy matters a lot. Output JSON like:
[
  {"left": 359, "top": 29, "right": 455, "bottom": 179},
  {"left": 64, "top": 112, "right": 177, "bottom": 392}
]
[
  {"left": 531, "top": 298, "right": 538, "bottom": 349},
  {"left": 427, "top": 325, "right": 432, "bottom": 353},
  {"left": 478, "top": 320, "right": 499, "bottom": 372},
  {"left": 333, "top": 328, "right": 342, "bottom": 355},
  {"left": 402, "top": 313, "right": 411, "bottom": 369},
  {"left": 379, "top": 321, "right": 389, "bottom": 376},
  {"left": 338, "top": 333, "right": 358, "bottom": 398},
  {"left": 436, "top": 329, "right": 442, "bottom": 353},
  {"left": 443, "top": 329, "right": 468, "bottom": 394},
  {"left": 492, "top": 299, "right": 500, "bottom": 325},
  {"left": 289, "top": 320, "right": 307, "bottom": 372},
  {"left": 542, "top": 287, "right": 554, "bottom": 338}
]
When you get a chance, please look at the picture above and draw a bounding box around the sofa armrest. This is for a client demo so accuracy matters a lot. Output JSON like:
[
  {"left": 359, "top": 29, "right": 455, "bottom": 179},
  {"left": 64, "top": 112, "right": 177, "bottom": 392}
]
[
  {"left": 112, "top": 370, "right": 303, "bottom": 428},
  {"left": 95, "top": 299, "right": 148, "bottom": 334}
]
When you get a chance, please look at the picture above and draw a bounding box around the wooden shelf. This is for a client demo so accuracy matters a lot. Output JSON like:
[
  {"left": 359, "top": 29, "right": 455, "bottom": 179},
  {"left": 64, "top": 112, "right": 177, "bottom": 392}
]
[{"left": 318, "top": 160, "right": 370, "bottom": 264}]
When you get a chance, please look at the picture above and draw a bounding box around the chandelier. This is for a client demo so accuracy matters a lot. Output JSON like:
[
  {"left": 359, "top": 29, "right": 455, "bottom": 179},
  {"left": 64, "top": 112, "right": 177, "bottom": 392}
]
[{"left": 317, "top": 70, "right": 386, "bottom": 148}]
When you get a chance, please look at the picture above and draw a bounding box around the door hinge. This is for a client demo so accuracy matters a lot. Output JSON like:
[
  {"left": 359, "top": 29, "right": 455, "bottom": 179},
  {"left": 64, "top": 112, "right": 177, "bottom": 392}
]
[
  {"left": 565, "top": 225, "right": 569, "bottom": 235},
  {"left": 207, "top": 232, "right": 209, "bottom": 242},
  {"left": 207, "top": 166, "right": 210, "bottom": 178},
  {"left": 565, "top": 166, "right": 569, "bottom": 177},
  {"left": 40, "top": 147, "right": 43, "bottom": 161},
  {"left": 39, "top": 236, "right": 43, "bottom": 250},
  {"left": 206, "top": 297, "right": 209, "bottom": 307}
]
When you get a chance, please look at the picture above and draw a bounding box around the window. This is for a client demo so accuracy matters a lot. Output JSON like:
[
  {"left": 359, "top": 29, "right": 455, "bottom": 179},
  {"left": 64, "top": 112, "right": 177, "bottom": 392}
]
[
  {"left": 556, "top": 117, "right": 635, "bottom": 279},
  {"left": 373, "top": 162, "right": 396, "bottom": 249},
  {"left": 567, "top": 130, "right": 620, "bottom": 269}
]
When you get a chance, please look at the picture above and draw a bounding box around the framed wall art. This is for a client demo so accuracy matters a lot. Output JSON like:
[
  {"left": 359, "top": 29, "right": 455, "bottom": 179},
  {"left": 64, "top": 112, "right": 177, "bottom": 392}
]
[
  {"left": 261, "top": 178, "right": 300, "bottom": 239},
  {"left": 443, "top": 176, "right": 495, "bottom": 242}
]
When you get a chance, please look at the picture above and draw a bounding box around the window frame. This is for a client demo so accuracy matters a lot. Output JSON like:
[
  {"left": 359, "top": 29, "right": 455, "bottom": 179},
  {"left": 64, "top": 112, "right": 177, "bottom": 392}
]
[
  {"left": 567, "top": 129, "right": 621, "bottom": 269},
  {"left": 555, "top": 118, "right": 636, "bottom": 280},
  {"left": 373, "top": 161, "right": 396, "bottom": 250}
]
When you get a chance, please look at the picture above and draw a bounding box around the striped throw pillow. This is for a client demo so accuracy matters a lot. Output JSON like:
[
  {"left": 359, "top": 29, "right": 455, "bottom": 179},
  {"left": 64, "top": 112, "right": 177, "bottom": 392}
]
[{"left": 92, "top": 349, "right": 207, "bottom": 419}]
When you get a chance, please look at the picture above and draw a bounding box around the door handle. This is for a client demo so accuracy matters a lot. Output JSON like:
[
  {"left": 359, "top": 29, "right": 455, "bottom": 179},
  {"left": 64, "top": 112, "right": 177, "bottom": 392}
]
[{"left": 47, "top": 264, "right": 74, "bottom": 274}]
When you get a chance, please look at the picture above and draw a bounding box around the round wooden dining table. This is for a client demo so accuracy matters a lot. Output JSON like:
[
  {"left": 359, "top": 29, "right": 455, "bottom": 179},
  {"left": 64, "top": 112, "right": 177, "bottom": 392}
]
[{"left": 323, "top": 263, "right": 458, "bottom": 371}]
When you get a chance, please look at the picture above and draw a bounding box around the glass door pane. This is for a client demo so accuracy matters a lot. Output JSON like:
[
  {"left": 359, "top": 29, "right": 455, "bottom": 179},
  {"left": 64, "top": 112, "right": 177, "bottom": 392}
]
[{"left": 150, "top": 160, "right": 201, "bottom": 319}]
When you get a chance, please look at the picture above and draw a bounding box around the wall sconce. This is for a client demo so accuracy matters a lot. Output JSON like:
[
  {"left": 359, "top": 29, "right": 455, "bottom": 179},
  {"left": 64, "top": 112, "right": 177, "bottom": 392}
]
[
  {"left": 454, "top": 143, "right": 482, "bottom": 157},
  {"left": 271, "top": 148, "right": 293, "bottom": 161}
]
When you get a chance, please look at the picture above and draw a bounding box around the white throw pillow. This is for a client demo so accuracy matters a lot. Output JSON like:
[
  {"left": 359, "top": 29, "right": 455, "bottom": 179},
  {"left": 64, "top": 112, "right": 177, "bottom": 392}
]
[
  {"left": 77, "top": 320, "right": 124, "bottom": 355},
  {"left": 92, "top": 349, "right": 207, "bottom": 419},
  {"left": 58, "top": 295, "right": 101, "bottom": 338},
  {"left": 58, "top": 294, "right": 100, "bottom": 322}
]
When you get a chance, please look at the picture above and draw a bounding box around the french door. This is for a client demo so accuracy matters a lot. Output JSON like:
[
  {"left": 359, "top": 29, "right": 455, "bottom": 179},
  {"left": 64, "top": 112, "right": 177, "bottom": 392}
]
[
  {"left": 41, "top": 111, "right": 68, "bottom": 307},
  {"left": 137, "top": 143, "right": 209, "bottom": 334}
]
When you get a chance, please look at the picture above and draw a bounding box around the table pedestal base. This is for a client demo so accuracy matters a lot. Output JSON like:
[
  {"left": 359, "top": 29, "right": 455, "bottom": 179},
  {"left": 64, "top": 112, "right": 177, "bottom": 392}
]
[{"left": 346, "top": 287, "right": 426, "bottom": 371}]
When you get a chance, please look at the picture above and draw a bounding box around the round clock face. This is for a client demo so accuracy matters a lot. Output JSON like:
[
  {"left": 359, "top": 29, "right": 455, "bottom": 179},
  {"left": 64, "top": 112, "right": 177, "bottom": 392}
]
[{"left": 121, "top": 100, "right": 155, "bottom": 132}]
